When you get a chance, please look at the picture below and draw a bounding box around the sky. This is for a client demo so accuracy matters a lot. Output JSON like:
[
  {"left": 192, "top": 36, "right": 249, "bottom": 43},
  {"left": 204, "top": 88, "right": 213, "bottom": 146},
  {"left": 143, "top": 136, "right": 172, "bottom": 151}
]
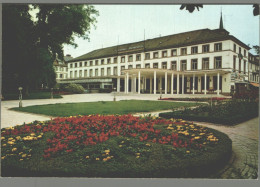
[{"left": 63, "top": 4, "right": 259, "bottom": 58}]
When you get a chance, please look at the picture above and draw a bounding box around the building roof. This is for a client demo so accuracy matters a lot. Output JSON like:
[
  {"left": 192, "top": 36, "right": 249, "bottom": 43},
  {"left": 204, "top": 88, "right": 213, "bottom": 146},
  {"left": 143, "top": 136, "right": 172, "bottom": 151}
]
[
  {"left": 68, "top": 28, "right": 251, "bottom": 63},
  {"left": 64, "top": 55, "right": 73, "bottom": 62}
]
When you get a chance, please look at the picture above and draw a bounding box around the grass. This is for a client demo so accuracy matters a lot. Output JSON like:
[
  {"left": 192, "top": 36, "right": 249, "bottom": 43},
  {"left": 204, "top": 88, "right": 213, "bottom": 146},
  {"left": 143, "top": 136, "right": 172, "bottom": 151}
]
[
  {"left": 11, "top": 100, "right": 201, "bottom": 117},
  {"left": 3, "top": 92, "right": 62, "bottom": 100}
]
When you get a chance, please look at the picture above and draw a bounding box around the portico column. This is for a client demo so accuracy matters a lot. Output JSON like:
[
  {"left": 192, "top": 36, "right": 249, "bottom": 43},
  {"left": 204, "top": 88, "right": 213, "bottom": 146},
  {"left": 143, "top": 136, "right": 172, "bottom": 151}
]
[
  {"left": 154, "top": 71, "right": 156, "bottom": 94},
  {"left": 204, "top": 73, "right": 207, "bottom": 95},
  {"left": 192, "top": 74, "right": 195, "bottom": 95},
  {"left": 165, "top": 72, "right": 167, "bottom": 94},
  {"left": 177, "top": 73, "right": 179, "bottom": 94},
  {"left": 150, "top": 77, "right": 152, "bottom": 94},
  {"left": 124, "top": 75, "right": 127, "bottom": 93},
  {"left": 138, "top": 71, "right": 141, "bottom": 94},
  {"left": 217, "top": 72, "right": 220, "bottom": 95},
  {"left": 171, "top": 73, "right": 174, "bottom": 94},
  {"left": 134, "top": 76, "right": 136, "bottom": 93},
  {"left": 182, "top": 74, "right": 184, "bottom": 94},
  {"left": 117, "top": 77, "right": 120, "bottom": 92},
  {"left": 160, "top": 76, "right": 162, "bottom": 93},
  {"left": 126, "top": 72, "right": 129, "bottom": 94}
]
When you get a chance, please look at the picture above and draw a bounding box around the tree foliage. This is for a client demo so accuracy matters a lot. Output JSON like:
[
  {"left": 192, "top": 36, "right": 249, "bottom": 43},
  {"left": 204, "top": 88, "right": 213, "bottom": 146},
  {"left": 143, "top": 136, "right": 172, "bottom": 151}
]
[
  {"left": 253, "top": 45, "right": 260, "bottom": 55},
  {"left": 2, "top": 4, "right": 98, "bottom": 94}
]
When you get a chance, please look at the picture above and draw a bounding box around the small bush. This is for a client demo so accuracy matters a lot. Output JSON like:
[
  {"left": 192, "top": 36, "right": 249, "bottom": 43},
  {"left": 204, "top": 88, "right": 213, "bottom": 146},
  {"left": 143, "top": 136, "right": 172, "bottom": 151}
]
[{"left": 63, "top": 83, "right": 84, "bottom": 94}]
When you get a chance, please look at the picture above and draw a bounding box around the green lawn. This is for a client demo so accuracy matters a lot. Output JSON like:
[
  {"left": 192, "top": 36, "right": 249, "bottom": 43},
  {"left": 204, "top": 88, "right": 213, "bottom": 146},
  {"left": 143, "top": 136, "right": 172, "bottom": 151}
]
[{"left": 11, "top": 100, "right": 201, "bottom": 117}]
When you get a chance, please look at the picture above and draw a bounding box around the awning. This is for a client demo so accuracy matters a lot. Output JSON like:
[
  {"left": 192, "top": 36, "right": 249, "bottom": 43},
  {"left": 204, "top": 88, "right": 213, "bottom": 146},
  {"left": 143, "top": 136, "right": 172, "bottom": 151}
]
[{"left": 250, "top": 82, "right": 259, "bottom": 87}]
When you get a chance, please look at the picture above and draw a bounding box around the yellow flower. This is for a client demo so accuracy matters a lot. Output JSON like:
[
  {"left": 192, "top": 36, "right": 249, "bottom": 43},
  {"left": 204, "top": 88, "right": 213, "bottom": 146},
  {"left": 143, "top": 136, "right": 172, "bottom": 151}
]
[
  {"left": 16, "top": 136, "right": 21, "bottom": 140},
  {"left": 103, "top": 158, "right": 108, "bottom": 162},
  {"left": 30, "top": 133, "right": 36, "bottom": 136},
  {"left": 145, "top": 143, "right": 151, "bottom": 146},
  {"left": 96, "top": 158, "right": 100, "bottom": 161},
  {"left": 110, "top": 156, "right": 114, "bottom": 158},
  {"left": 203, "top": 142, "right": 207, "bottom": 145},
  {"left": 136, "top": 156, "right": 140, "bottom": 159},
  {"left": 194, "top": 136, "right": 200, "bottom": 140},
  {"left": 22, "top": 154, "right": 27, "bottom": 158},
  {"left": 121, "top": 141, "right": 125, "bottom": 143},
  {"left": 1, "top": 137, "right": 5, "bottom": 140},
  {"left": 1, "top": 156, "right": 5, "bottom": 160},
  {"left": 2, "top": 144, "right": 6, "bottom": 147},
  {"left": 85, "top": 156, "right": 90, "bottom": 159},
  {"left": 28, "top": 154, "right": 31, "bottom": 157},
  {"left": 7, "top": 141, "right": 15, "bottom": 145},
  {"left": 33, "top": 137, "right": 37, "bottom": 140},
  {"left": 8, "top": 137, "right": 13, "bottom": 140},
  {"left": 104, "top": 150, "right": 110, "bottom": 153},
  {"left": 107, "top": 156, "right": 111, "bottom": 160},
  {"left": 19, "top": 159, "right": 23, "bottom": 161},
  {"left": 119, "top": 145, "right": 123, "bottom": 147},
  {"left": 210, "top": 139, "right": 216, "bottom": 142},
  {"left": 12, "top": 148, "right": 17, "bottom": 152},
  {"left": 186, "top": 150, "right": 190, "bottom": 154},
  {"left": 19, "top": 152, "right": 23, "bottom": 155},
  {"left": 135, "top": 153, "right": 140, "bottom": 156},
  {"left": 37, "top": 135, "right": 42, "bottom": 138}
]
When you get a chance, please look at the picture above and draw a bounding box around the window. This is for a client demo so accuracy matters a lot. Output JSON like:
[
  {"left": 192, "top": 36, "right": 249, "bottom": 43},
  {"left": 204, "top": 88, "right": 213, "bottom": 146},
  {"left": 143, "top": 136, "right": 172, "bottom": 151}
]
[
  {"left": 214, "top": 56, "right": 222, "bottom": 69},
  {"left": 90, "top": 69, "right": 93, "bottom": 77},
  {"left": 128, "top": 65, "right": 133, "bottom": 69},
  {"left": 128, "top": 55, "right": 133, "bottom": 62},
  {"left": 153, "top": 52, "right": 159, "bottom": 58},
  {"left": 107, "top": 58, "right": 111, "bottom": 64},
  {"left": 70, "top": 64, "right": 73, "bottom": 68},
  {"left": 145, "top": 63, "right": 150, "bottom": 68},
  {"left": 162, "top": 62, "right": 167, "bottom": 69},
  {"left": 145, "top": 53, "right": 150, "bottom": 59},
  {"left": 84, "top": 70, "right": 87, "bottom": 77},
  {"left": 171, "top": 61, "right": 177, "bottom": 70},
  {"left": 136, "top": 64, "right": 141, "bottom": 69},
  {"left": 121, "top": 56, "right": 125, "bottom": 63},
  {"left": 114, "top": 57, "right": 117, "bottom": 64},
  {"left": 95, "top": 69, "right": 98, "bottom": 76},
  {"left": 244, "top": 50, "right": 246, "bottom": 57},
  {"left": 191, "top": 59, "right": 198, "bottom": 70},
  {"left": 60, "top": 74, "right": 63, "bottom": 78},
  {"left": 95, "top": 60, "right": 99, "bottom": 65},
  {"left": 75, "top": 63, "right": 78, "bottom": 68},
  {"left": 239, "top": 47, "right": 241, "bottom": 54},
  {"left": 79, "top": 70, "right": 82, "bottom": 77},
  {"left": 74, "top": 70, "right": 78, "bottom": 77},
  {"left": 79, "top": 62, "right": 82, "bottom": 67},
  {"left": 181, "top": 60, "right": 187, "bottom": 71},
  {"left": 136, "top": 54, "right": 141, "bottom": 61},
  {"left": 113, "top": 67, "right": 117, "bottom": 75},
  {"left": 233, "top": 44, "right": 236, "bottom": 52},
  {"left": 107, "top": 68, "right": 111, "bottom": 76},
  {"left": 191, "top": 46, "right": 198, "bottom": 54},
  {"left": 181, "top": 48, "right": 187, "bottom": 55},
  {"left": 101, "top": 59, "right": 104, "bottom": 65},
  {"left": 214, "top": 43, "right": 222, "bottom": 51},
  {"left": 244, "top": 60, "right": 247, "bottom": 73},
  {"left": 90, "top": 61, "right": 93, "bottom": 66},
  {"left": 171, "top": 49, "right": 177, "bottom": 56},
  {"left": 70, "top": 71, "right": 72, "bottom": 78},
  {"left": 101, "top": 68, "right": 104, "bottom": 76},
  {"left": 162, "top": 51, "right": 167, "bottom": 57},
  {"left": 153, "top": 63, "right": 158, "bottom": 68},
  {"left": 202, "top": 45, "right": 210, "bottom": 53},
  {"left": 121, "top": 66, "right": 125, "bottom": 75},
  {"left": 84, "top": 61, "right": 88, "bottom": 66},
  {"left": 202, "top": 58, "right": 209, "bottom": 70},
  {"left": 233, "top": 56, "right": 236, "bottom": 70}
]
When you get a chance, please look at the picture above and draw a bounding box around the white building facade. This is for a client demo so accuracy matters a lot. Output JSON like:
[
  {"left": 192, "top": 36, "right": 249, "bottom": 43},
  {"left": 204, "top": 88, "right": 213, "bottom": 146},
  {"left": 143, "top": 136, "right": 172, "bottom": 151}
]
[{"left": 61, "top": 25, "right": 258, "bottom": 95}]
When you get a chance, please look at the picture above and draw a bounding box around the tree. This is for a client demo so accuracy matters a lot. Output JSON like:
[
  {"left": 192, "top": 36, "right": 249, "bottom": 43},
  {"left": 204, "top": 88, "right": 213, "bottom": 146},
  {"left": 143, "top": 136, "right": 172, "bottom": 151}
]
[
  {"left": 2, "top": 4, "right": 98, "bottom": 94},
  {"left": 253, "top": 45, "right": 260, "bottom": 55}
]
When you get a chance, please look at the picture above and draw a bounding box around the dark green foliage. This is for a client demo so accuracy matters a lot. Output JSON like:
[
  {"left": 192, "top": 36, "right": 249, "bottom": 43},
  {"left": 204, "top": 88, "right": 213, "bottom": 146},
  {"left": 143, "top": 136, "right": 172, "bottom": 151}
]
[
  {"left": 180, "top": 4, "right": 203, "bottom": 13},
  {"left": 159, "top": 100, "right": 259, "bottom": 125},
  {"left": 63, "top": 83, "right": 85, "bottom": 94},
  {"left": 3, "top": 91, "right": 62, "bottom": 101},
  {"left": 2, "top": 4, "right": 98, "bottom": 94}
]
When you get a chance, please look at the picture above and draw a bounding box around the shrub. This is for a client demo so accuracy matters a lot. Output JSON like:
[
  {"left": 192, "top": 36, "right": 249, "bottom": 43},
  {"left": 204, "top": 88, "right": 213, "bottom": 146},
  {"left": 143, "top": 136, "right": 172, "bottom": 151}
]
[
  {"left": 63, "top": 83, "right": 84, "bottom": 94},
  {"left": 1, "top": 115, "right": 232, "bottom": 177},
  {"left": 160, "top": 99, "right": 259, "bottom": 125}
]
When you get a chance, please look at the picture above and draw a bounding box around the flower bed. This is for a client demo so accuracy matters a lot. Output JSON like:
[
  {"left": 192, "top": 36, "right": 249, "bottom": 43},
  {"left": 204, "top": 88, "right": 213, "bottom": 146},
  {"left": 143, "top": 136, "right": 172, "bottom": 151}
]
[
  {"left": 158, "top": 97, "right": 229, "bottom": 102},
  {"left": 1, "top": 115, "right": 232, "bottom": 177}
]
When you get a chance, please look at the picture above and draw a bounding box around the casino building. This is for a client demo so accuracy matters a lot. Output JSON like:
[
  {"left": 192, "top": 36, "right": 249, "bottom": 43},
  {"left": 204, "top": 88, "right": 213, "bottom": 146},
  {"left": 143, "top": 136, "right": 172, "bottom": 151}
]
[{"left": 61, "top": 16, "right": 259, "bottom": 95}]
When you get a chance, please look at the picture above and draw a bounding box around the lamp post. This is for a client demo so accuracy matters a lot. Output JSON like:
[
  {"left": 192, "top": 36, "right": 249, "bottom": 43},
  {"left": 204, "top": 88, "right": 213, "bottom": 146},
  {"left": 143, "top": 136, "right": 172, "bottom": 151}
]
[
  {"left": 113, "top": 87, "right": 117, "bottom": 101},
  {"left": 18, "top": 87, "right": 23, "bottom": 108},
  {"left": 160, "top": 87, "right": 162, "bottom": 99}
]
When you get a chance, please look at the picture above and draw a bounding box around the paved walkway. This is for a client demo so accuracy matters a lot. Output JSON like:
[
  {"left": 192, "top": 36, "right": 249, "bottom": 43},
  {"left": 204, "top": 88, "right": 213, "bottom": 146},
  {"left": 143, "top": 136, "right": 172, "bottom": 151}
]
[
  {"left": 1, "top": 93, "right": 257, "bottom": 179},
  {"left": 194, "top": 118, "right": 259, "bottom": 179}
]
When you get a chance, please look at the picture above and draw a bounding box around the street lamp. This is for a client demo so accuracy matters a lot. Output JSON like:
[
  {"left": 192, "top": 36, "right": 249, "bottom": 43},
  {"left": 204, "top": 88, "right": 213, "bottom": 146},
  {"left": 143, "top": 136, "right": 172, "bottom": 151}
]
[
  {"left": 113, "top": 87, "right": 117, "bottom": 101},
  {"left": 160, "top": 87, "right": 162, "bottom": 99},
  {"left": 18, "top": 87, "right": 23, "bottom": 108}
]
